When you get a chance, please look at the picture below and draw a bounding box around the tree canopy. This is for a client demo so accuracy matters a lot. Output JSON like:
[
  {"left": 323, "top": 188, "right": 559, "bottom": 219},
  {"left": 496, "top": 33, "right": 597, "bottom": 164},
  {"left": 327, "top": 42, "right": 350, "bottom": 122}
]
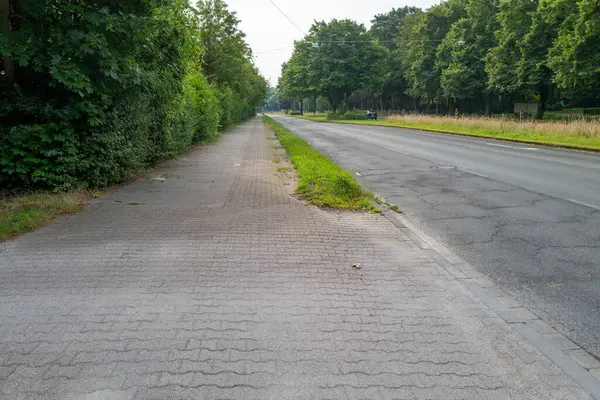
[
  {"left": 278, "top": 0, "right": 600, "bottom": 117},
  {"left": 278, "top": 19, "right": 385, "bottom": 112},
  {"left": 0, "top": 0, "right": 267, "bottom": 190}
]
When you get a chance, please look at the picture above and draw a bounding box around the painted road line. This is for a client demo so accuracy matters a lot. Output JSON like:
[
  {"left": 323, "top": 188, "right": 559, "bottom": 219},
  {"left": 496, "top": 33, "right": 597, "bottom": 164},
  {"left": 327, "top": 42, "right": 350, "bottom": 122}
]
[{"left": 486, "top": 142, "right": 539, "bottom": 151}]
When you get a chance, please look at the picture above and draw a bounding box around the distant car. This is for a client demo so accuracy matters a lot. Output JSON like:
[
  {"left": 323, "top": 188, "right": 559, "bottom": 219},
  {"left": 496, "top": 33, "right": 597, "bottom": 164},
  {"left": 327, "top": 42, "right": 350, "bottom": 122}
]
[{"left": 367, "top": 110, "right": 377, "bottom": 120}]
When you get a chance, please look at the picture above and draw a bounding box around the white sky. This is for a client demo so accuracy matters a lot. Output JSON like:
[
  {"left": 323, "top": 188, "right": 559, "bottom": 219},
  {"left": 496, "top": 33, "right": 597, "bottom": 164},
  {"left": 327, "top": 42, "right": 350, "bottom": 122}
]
[{"left": 226, "top": 0, "right": 440, "bottom": 86}]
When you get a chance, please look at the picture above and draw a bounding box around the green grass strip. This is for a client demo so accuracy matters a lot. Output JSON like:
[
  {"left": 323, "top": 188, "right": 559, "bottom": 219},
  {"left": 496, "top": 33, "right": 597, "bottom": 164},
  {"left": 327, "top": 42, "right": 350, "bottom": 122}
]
[
  {"left": 292, "top": 115, "right": 600, "bottom": 151},
  {"left": 263, "top": 115, "right": 374, "bottom": 210},
  {"left": 0, "top": 191, "right": 94, "bottom": 241}
]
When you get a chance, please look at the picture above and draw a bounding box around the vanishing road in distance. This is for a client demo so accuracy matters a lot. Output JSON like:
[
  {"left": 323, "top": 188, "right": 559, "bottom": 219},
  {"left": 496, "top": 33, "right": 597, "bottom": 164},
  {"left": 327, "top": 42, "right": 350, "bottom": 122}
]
[{"left": 273, "top": 115, "right": 600, "bottom": 360}]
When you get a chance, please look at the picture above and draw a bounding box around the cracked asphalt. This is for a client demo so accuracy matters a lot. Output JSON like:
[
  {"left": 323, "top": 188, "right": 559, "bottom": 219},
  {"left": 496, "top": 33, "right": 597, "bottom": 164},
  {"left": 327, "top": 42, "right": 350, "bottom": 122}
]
[{"left": 273, "top": 115, "right": 600, "bottom": 360}]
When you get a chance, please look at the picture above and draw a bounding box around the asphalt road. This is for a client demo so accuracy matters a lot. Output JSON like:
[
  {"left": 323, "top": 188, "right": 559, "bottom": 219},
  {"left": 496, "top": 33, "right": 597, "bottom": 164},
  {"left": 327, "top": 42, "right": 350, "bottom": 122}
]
[{"left": 273, "top": 115, "right": 600, "bottom": 359}]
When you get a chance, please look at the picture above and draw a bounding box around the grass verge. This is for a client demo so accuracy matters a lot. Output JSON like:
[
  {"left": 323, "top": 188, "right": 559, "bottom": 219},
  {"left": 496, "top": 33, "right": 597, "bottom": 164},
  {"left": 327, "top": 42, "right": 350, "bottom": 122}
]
[
  {"left": 292, "top": 114, "right": 600, "bottom": 151},
  {"left": 263, "top": 115, "right": 376, "bottom": 211},
  {"left": 0, "top": 191, "right": 96, "bottom": 241}
]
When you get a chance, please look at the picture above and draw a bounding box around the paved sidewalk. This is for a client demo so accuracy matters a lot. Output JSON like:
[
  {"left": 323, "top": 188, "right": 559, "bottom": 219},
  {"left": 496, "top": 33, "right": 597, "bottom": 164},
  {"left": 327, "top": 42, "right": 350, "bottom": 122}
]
[{"left": 0, "top": 118, "right": 593, "bottom": 399}]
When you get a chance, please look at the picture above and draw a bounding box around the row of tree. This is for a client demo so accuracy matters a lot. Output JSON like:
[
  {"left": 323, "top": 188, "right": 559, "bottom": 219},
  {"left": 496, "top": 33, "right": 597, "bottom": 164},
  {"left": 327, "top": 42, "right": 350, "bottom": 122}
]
[
  {"left": 277, "top": 0, "right": 600, "bottom": 118},
  {"left": 0, "top": 0, "right": 267, "bottom": 190}
]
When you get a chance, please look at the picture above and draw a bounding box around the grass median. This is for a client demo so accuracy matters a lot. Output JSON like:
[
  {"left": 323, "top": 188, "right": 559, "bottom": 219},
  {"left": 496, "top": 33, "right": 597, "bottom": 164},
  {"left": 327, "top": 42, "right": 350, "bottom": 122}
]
[
  {"left": 293, "top": 113, "right": 600, "bottom": 151},
  {"left": 263, "top": 115, "right": 374, "bottom": 210},
  {"left": 0, "top": 191, "right": 95, "bottom": 241}
]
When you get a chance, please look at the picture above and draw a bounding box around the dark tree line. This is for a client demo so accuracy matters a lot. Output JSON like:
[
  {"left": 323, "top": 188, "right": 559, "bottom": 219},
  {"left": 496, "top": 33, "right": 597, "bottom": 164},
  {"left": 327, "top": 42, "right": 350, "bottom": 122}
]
[
  {"left": 0, "top": 0, "right": 267, "bottom": 190},
  {"left": 278, "top": 0, "right": 600, "bottom": 118}
]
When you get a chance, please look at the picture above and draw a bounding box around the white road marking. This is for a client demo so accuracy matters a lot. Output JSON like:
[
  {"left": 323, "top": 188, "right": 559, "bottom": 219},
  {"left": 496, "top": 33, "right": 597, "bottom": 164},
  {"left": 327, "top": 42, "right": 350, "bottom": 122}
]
[
  {"left": 462, "top": 169, "right": 489, "bottom": 179},
  {"left": 355, "top": 172, "right": 362, "bottom": 177},
  {"left": 234, "top": 163, "right": 241, "bottom": 166},
  {"left": 486, "top": 143, "right": 538, "bottom": 151},
  {"left": 566, "top": 198, "right": 600, "bottom": 211}
]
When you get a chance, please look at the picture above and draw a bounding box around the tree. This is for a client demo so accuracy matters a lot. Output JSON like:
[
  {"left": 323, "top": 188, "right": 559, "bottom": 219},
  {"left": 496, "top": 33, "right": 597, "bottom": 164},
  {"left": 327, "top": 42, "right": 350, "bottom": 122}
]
[
  {"left": 486, "top": 0, "right": 537, "bottom": 97},
  {"left": 396, "top": 0, "right": 466, "bottom": 111},
  {"left": 196, "top": 0, "right": 266, "bottom": 123},
  {"left": 276, "top": 1, "right": 600, "bottom": 116},
  {"left": 278, "top": 40, "right": 315, "bottom": 114},
  {"left": 517, "top": 0, "right": 577, "bottom": 118},
  {"left": 370, "top": 7, "right": 421, "bottom": 111},
  {"left": 1, "top": 0, "right": 266, "bottom": 190},
  {"left": 437, "top": 0, "right": 498, "bottom": 114},
  {"left": 370, "top": 7, "right": 421, "bottom": 50},
  {"left": 547, "top": 0, "right": 600, "bottom": 94},
  {"left": 196, "top": 0, "right": 250, "bottom": 86},
  {"left": 264, "top": 86, "right": 280, "bottom": 112},
  {"left": 0, "top": 0, "right": 14, "bottom": 85},
  {"left": 308, "top": 19, "right": 385, "bottom": 112}
]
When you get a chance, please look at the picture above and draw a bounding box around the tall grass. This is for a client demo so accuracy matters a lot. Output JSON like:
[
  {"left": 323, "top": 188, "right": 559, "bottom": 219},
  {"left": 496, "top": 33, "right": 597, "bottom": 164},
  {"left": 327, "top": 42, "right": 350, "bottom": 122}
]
[
  {"left": 386, "top": 114, "right": 600, "bottom": 138},
  {"left": 335, "top": 114, "right": 600, "bottom": 150},
  {"left": 0, "top": 191, "right": 92, "bottom": 241}
]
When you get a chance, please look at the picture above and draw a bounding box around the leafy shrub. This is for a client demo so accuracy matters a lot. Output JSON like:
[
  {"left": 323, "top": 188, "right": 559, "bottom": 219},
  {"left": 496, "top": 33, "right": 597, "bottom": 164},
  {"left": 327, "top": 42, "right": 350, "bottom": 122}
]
[
  {"left": 0, "top": 0, "right": 265, "bottom": 191},
  {"left": 185, "top": 74, "right": 221, "bottom": 143},
  {"left": 326, "top": 112, "right": 345, "bottom": 120},
  {"left": 583, "top": 108, "right": 600, "bottom": 115},
  {"left": 343, "top": 111, "right": 369, "bottom": 120},
  {"left": 327, "top": 111, "right": 368, "bottom": 120},
  {"left": 546, "top": 103, "right": 564, "bottom": 111}
]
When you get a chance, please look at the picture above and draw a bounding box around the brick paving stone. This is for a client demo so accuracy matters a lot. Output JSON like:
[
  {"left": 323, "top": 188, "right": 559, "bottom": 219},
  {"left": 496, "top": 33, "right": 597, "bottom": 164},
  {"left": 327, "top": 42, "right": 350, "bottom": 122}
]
[{"left": 0, "top": 118, "right": 593, "bottom": 399}]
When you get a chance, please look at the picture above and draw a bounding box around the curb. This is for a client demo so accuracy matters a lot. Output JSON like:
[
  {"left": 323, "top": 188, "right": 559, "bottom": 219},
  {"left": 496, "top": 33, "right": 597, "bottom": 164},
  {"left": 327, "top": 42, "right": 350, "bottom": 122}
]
[
  {"left": 376, "top": 199, "right": 600, "bottom": 399},
  {"left": 290, "top": 116, "right": 600, "bottom": 153}
]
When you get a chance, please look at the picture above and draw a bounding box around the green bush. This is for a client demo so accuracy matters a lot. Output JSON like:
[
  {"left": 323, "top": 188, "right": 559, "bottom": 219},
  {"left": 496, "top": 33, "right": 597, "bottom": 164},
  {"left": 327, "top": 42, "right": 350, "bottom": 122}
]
[
  {"left": 583, "top": 108, "right": 600, "bottom": 115},
  {"left": 186, "top": 74, "right": 221, "bottom": 143},
  {"left": 0, "top": 1, "right": 265, "bottom": 191},
  {"left": 326, "top": 111, "right": 368, "bottom": 120},
  {"left": 326, "top": 112, "right": 345, "bottom": 120},
  {"left": 218, "top": 86, "right": 256, "bottom": 127},
  {"left": 547, "top": 103, "right": 564, "bottom": 111},
  {"left": 344, "top": 111, "right": 369, "bottom": 120}
]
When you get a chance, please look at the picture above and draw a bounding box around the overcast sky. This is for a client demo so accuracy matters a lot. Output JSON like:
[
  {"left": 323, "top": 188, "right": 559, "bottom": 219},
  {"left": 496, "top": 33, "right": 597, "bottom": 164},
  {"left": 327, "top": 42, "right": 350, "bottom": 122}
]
[{"left": 226, "top": 0, "right": 440, "bottom": 86}]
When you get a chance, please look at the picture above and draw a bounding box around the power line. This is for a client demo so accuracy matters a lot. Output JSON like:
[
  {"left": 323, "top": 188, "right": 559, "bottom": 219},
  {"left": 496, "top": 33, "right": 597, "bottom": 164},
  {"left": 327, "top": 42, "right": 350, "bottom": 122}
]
[
  {"left": 254, "top": 45, "right": 295, "bottom": 55},
  {"left": 267, "top": 0, "right": 306, "bottom": 36},
  {"left": 313, "top": 39, "right": 447, "bottom": 44},
  {"left": 254, "top": 38, "right": 448, "bottom": 55}
]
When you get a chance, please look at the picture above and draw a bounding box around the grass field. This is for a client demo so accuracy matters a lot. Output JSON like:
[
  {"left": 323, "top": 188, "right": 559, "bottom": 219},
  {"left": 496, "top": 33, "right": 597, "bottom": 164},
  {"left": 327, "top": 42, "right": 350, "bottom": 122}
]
[
  {"left": 263, "top": 115, "right": 375, "bottom": 210},
  {"left": 0, "top": 191, "right": 94, "bottom": 241},
  {"left": 293, "top": 113, "right": 600, "bottom": 151}
]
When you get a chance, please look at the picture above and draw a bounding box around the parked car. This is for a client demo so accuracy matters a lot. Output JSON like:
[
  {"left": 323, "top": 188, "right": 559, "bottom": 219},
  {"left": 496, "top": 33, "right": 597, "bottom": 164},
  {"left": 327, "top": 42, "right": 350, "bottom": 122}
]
[{"left": 367, "top": 110, "right": 377, "bottom": 120}]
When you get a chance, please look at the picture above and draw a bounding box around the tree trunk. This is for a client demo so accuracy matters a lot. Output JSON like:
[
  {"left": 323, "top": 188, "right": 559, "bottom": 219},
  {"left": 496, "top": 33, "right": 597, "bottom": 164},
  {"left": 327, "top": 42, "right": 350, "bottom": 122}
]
[
  {"left": 313, "top": 92, "right": 316, "bottom": 114},
  {"left": 300, "top": 99, "right": 304, "bottom": 115},
  {"left": 1, "top": 0, "right": 15, "bottom": 86},
  {"left": 484, "top": 92, "right": 492, "bottom": 116},
  {"left": 536, "top": 85, "right": 549, "bottom": 120},
  {"left": 328, "top": 95, "right": 337, "bottom": 113}
]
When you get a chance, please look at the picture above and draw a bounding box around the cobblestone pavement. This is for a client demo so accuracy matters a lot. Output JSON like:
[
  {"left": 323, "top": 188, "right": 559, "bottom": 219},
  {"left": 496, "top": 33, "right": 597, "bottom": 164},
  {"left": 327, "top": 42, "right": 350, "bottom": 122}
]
[{"left": 0, "top": 118, "right": 593, "bottom": 399}]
